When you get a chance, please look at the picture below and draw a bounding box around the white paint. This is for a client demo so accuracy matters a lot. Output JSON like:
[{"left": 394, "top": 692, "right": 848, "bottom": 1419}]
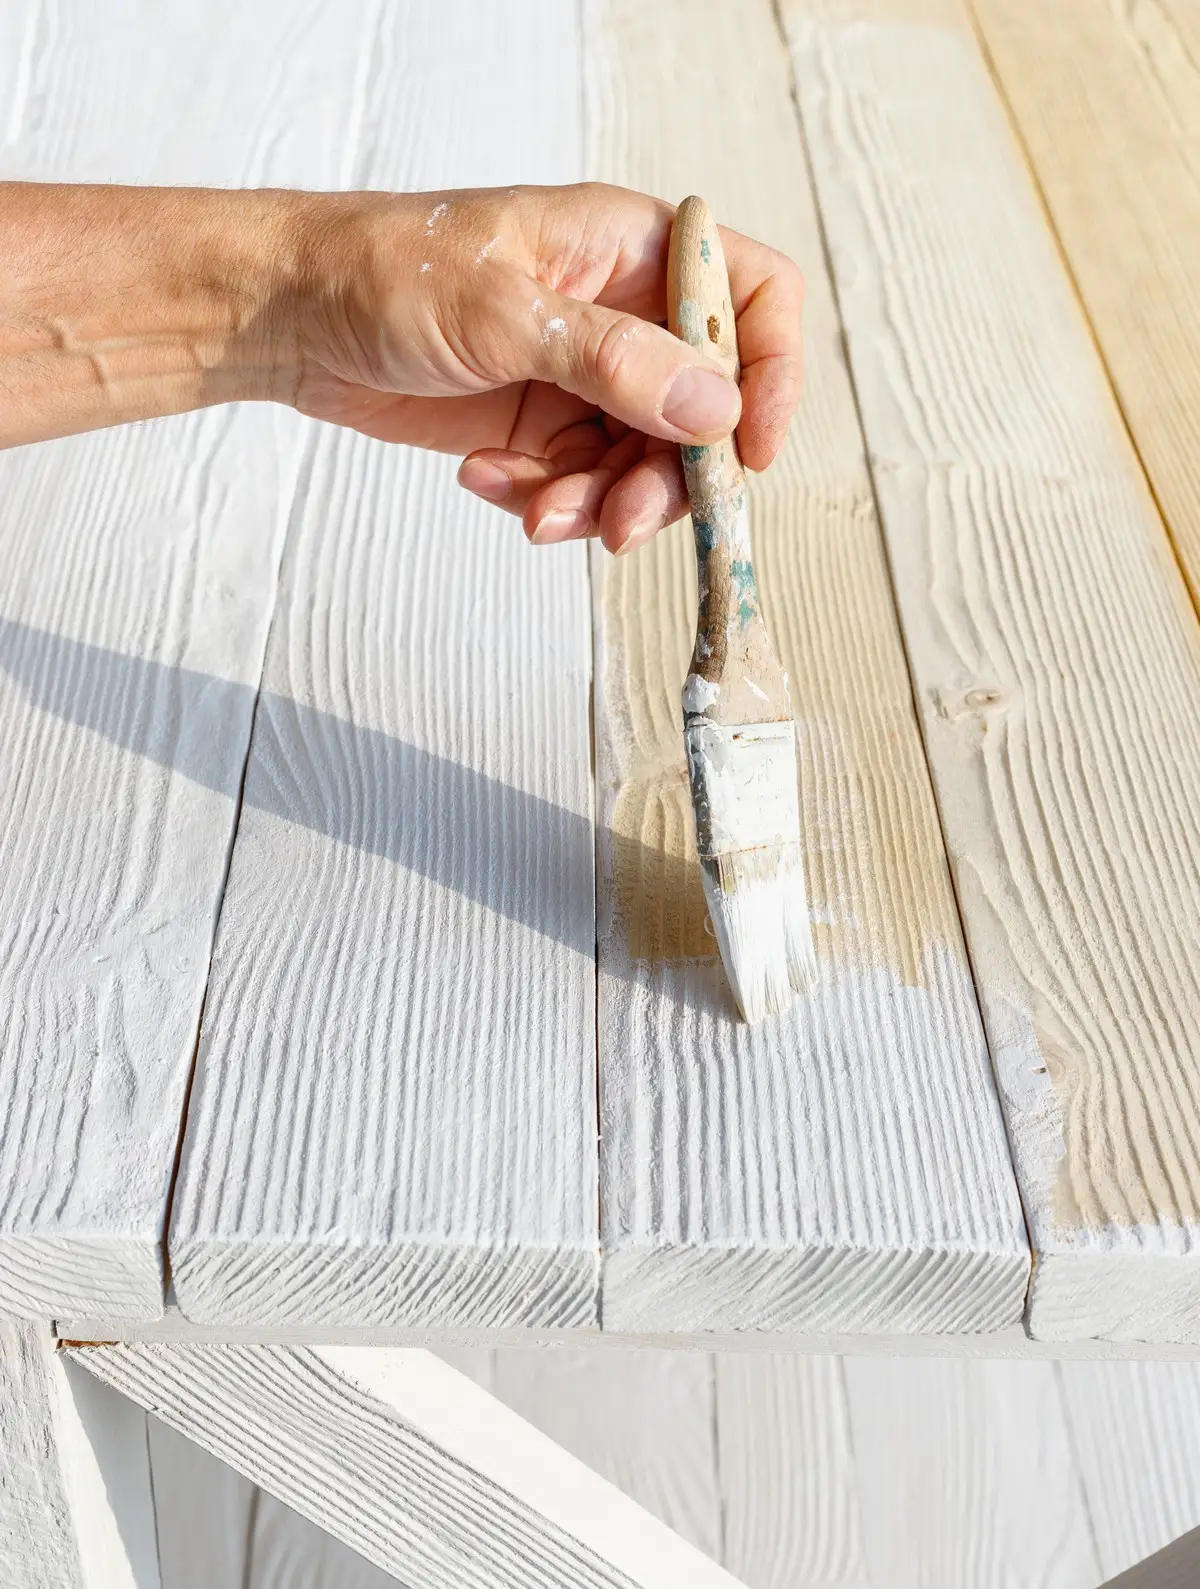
[
  {"left": 684, "top": 720, "right": 800, "bottom": 853},
  {"left": 0, "top": 0, "right": 348, "bottom": 1319},
  {"left": 588, "top": 0, "right": 1027, "bottom": 1334},
  {"left": 140, "top": 1347, "right": 1200, "bottom": 1589},
  {"left": 0, "top": 1323, "right": 159, "bottom": 1589},
  {"left": 167, "top": 0, "right": 597, "bottom": 1331},
  {"left": 475, "top": 235, "right": 501, "bottom": 262},
  {"left": 424, "top": 201, "right": 449, "bottom": 232},
  {"left": 543, "top": 315, "right": 568, "bottom": 342},
  {"left": 680, "top": 672, "right": 720, "bottom": 716},
  {"left": 419, "top": 261, "right": 432, "bottom": 273},
  {"left": 72, "top": 1343, "right": 743, "bottom": 1589}
]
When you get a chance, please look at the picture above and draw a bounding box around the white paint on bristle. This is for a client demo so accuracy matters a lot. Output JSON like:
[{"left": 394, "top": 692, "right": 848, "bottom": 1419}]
[
  {"left": 703, "top": 849, "right": 818, "bottom": 1023},
  {"left": 685, "top": 720, "right": 818, "bottom": 1022}
]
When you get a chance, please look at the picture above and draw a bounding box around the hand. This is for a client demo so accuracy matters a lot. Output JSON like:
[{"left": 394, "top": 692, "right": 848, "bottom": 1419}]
[{"left": 287, "top": 183, "right": 804, "bottom": 555}]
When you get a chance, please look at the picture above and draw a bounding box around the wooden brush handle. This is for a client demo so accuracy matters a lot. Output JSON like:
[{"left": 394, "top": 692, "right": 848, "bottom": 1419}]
[{"left": 667, "top": 196, "right": 791, "bottom": 727}]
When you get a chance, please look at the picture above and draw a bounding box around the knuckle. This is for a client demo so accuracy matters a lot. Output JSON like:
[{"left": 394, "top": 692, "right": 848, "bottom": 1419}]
[{"left": 585, "top": 312, "right": 643, "bottom": 392}]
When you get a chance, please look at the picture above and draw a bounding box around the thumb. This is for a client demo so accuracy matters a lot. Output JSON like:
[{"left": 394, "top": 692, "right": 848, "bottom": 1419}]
[{"left": 524, "top": 290, "right": 741, "bottom": 443}]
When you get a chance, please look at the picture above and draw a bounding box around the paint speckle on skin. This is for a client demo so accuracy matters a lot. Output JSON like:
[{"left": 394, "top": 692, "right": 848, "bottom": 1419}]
[
  {"left": 425, "top": 201, "right": 449, "bottom": 233},
  {"left": 531, "top": 297, "right": 544, "bottom": 315},
  {"left": 542, "top": 315, "right": 568, "bottom": 345},
  {"left": 476, "top": 235, "right": 501, "bottom": 263},
  {"left": 419, "top": 262, "right": 432, "bottom": 273}
]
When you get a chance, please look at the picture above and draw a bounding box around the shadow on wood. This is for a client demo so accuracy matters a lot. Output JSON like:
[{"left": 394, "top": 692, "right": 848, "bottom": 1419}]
[
  {"left": 0, "top": 617, "right": 711, "bottom": 969},
  {"left": 1101, "top": 1527, "right": 1200, "bottom": 1589}
]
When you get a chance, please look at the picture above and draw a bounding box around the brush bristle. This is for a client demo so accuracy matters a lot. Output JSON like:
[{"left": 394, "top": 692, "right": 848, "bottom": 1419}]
[{"left": 701, "top": 844, "right": 818, "bottom": 1023}]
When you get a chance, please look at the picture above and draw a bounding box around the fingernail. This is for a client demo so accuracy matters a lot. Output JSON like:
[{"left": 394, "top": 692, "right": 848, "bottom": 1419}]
[
  {"left": 458, "top": 459, "right": 511, "bottom": 503},
  {"left": 661, "top": 366, "right": 739, "bottom": 438},
  {"left": 531, "top": 509, "right": 591, "bottom": 545},
  {"left": 612, "top": 518, "right": 659, "bottom": 557}
]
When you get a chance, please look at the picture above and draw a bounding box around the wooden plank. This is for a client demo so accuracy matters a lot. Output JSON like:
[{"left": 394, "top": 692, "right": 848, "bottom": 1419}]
[
  {"left": 588, "top": 0, "right": 1027, "bottom": 1334},
  {"left": 1059, "top": 1360, "right": 1200, "bottom": 1581},
  {"left": 166, "top": 1, "right": 597, "bottom": 1328},
  {"left": 69, "top": 1344, "right": 745, "bottom": 1589},
  {"left": 147, "top": 1417, "right": 257, "bottom": 1589},
  {"left": 969, "top": 0, "right": 1200, "bottom": 608},
  {"left": 249, "top": 1493, "right": 402, "bottom": 1589},
  {"left": 781, "top": 0, "right": 1200, "bottom": 1342},
  {"left": 716, "top": 1355, "right": 869, "bottom": 1589},
  {"left": 492, "top": 1349, "right": 721, "bottom": 1559},
  {"left": 0, "top": 1323, "right": 159, "bottom": 1589},
  {"left": 1101, "top": 1528, "right": 1200, "bottom": 1589},
  {"left": 843, "top": 1357, "right": 1098, "bottom": 1587},
  {"left": 0, "top": 0, "right": 349, "bottom": 1318}
]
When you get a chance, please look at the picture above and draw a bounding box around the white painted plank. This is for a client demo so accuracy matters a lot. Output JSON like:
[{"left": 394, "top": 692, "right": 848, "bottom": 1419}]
[
  {"left": 782, "top": 0, "right": 1200, "bottom": 1341},
  {"left": 0, "top": 1322, "right": 159, "bottom": 1589},
  {"left": 843, "top": 1357, "right": 1098, "bottom": 1588},
  {"left": 147, "top": 1416, "right": 256, "bottom": 1589},
  {"left": 492, "top": 1349, "right": 721, "bottom": 1558},
  {"left": 249, "top": 1492, "right": 402, "bottom": 1589},
  {"left": 1058, "top": 1360, "right": 1200, "bottom": 1581},
  {"left": 70, "top": 1343, "right": 745, "bottom": 1589},
  {"left": 150, "top": 1411, "right": 408, "bottom": 1589},
  {"left": 716, "top": 1355, "right": 869, "bottom": 1589},
  {"left": 0, "top": 0, "right": 354, "bottom": 1319},
  {"left": 166, "top": 0, "right": 597, "bottom": 1331},
  {"left": 1100, "top": 1529, "right": 1200, "bottom": 1589},
  {"left": 588, "top": 0, "right": 1026, "bottom": 1334}
]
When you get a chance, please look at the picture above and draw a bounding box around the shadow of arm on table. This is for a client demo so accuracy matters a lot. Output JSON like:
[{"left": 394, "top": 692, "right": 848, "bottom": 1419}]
[{"left": 0, "top": 617, "right": 712, "bottom": 971}]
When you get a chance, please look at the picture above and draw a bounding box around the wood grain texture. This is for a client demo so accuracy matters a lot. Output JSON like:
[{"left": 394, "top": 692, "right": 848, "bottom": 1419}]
[
  {"left": 588, "top": 0, "right": 1027, "bottom": 1334},
  {"left": 782, "top": 0, "right": 1200, "bottom": 1342},
  {"left": 0, "top": 0, "right": 340, "bottom": 1319},
  {"left": 167, "top": 1, "right": 598, "bottom": 1328},
  {"left": 969, "top": 0, "right": 1200, "bottom": 608},
  {"left": 491, "top": 1349, "right": 721, "bottom": 1559},
  {"left": 0, "top": 1323, "right": 159, "bottom": 1589},
  {"left": 843, "top": 1357, "right": 1098, "bottom": 1588},
  {"left": 1058, "top": 1360, "right": 1200, "bottom": 1580},
  {"left": 70, "top": 1344, "right": 743, "bottom": 1589},
  {"left": 716, "top": 1355, "right": 868, "bottom": 1588}
]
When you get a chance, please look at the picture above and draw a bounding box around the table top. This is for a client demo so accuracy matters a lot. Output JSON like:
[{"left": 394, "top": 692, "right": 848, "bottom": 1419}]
[{"left": 4, "top": 0, "right": 1200, "bottom": 1351}]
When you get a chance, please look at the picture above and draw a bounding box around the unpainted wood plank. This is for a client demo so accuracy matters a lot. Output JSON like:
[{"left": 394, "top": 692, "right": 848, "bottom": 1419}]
[
  {"left": 1058, "top": 1359, "right": 1200, "bottom": 1580},
  {"left": 167, "top": 1, "right": 598, "bottom": 1329},
  {"left": 491, "top": 1349, "right": 721, "bottom": 1558},
  {"left": 781, "top": 0, "right": 1200, "bottom": 1342},
  {"left": 0, "top": 0, "right": 352, "bottom": 1319},
  {"left": 843, "top": 1356, "right": 1098, "bottom": 1588},
  {"left": 587, "top": 0, "right": 1027, "bottom": 1334},
  {"left": 969, "top": 0, "right": 1200, "bottom": 609},
  {"left": 0, "top": 1322, "right": 159, "bottom": 1589},
  {"left": 70, "top": 1343, "right": 744, "bottom": 1589},
  {"left": 716, "top": 1355, "right": 869, "bottom": 1589}
]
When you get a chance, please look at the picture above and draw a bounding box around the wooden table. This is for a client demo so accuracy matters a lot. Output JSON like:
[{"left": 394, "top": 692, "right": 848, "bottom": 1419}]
[{"left": 4, "top": 0, "right": 1200, "bottom": 1584}]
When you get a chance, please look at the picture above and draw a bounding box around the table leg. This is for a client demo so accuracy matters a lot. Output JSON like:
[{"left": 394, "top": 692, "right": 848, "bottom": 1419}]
[
  {"left": 0, "top": 1322, "right": 159, "bottom": 1588},
  {"left": 67, "top": 1342, "right": 745, "bottom": 1589}
]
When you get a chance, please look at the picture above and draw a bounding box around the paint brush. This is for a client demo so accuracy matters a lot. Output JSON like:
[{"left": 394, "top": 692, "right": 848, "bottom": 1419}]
[{"left": 667, "top": 195, "right": 818, "bottom": 1022}]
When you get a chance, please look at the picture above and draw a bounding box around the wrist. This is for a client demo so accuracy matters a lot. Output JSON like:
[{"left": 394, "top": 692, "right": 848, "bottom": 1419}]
[{"left": 0, "top": 184, "right": 310, "bottom": 443}]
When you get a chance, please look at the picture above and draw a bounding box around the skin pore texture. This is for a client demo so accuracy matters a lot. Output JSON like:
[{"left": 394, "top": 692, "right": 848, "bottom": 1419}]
[{"left": 0, "top": 181, "right": 804, "bottom": 554}]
